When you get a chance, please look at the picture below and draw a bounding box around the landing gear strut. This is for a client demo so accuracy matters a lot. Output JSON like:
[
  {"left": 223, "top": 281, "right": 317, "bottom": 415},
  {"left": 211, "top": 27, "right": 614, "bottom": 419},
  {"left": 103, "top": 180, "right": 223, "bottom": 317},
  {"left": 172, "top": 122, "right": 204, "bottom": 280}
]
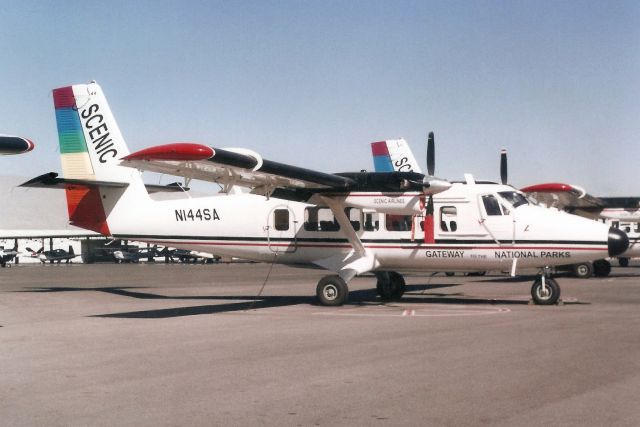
[
  {"left": 376, "top": 271, "right": 406, "bottom": 301},
  {"left": 316, "top": 275, "right": 349, "bottom": 306},
  {"left": 531, "top": 270, "right": 561, "bottom": 305}
]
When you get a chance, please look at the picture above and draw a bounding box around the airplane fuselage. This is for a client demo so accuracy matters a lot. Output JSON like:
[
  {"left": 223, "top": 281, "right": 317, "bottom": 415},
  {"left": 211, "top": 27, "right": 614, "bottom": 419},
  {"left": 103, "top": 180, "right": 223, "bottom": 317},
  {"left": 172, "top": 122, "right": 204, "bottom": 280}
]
[{"left": 104, "top": 182, "right": 614, "bottom": 274}]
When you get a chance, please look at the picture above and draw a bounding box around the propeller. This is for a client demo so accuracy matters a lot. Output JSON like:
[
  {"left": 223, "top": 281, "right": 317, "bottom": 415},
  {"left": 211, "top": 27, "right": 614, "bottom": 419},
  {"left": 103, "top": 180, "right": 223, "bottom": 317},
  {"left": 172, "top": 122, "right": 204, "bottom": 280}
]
[
  {"left": 427, "top": 132, "right": 435, "bottom": 176},
  {"left": 500, "top": 149, "right": 508, "bottom": 185},
  {"left": 405, "top": 131, "right": 450, "bottom": 244},
  {"left": 422, "top": 132, "right": 437, "bottom": 243}
]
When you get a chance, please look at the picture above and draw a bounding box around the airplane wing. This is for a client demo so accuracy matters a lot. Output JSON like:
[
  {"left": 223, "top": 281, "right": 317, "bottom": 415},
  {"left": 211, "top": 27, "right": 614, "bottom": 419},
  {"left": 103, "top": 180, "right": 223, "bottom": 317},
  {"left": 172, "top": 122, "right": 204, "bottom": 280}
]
[
  {"left": 0, "top": 135, "right": 34, "bottom": 155},
  {"left": 520, "top": 183, "right": 609, "bottom": 218},
  {"left": 119, "top": 143, "right": 357, "bottom": 194},
  {"left": 521, "top": 183, "right": 640, "bottom": 222}
]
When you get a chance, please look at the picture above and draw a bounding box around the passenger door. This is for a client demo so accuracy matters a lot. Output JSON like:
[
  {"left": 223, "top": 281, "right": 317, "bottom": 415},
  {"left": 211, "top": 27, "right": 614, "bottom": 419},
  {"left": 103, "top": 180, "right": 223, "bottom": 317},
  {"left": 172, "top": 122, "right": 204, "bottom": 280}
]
[{"left": 266, "top": 206, "right": 298, "bottom": 253}]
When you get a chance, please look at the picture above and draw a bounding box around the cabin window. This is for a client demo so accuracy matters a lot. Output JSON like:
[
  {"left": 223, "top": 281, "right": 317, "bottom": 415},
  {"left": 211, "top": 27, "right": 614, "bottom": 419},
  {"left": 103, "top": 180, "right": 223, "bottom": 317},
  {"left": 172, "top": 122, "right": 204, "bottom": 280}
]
[
  {"left": 273, "top": 209, "right": 289, "bottom": 231},
  {"left": 385, "top": 215, "right": 413, "bottom": 231},
  {"left": 345, "top": 208, "right": 361, "bottom": 231},
  {"left": 363, "top": 212, "right": 380, "bottom": 231},
  {"left": 304, "top": 207, "right": 340, "bottom": 232},
  {"left": 482, "top": 195, "right": 503, "bottom": 216},
  {"left": 623, "top": 223, "right": 632, "bottom": 233},
  {"left": 612, "top": 221, "right": 620, "bottom": 229},
  {"left": 440, "top": 206, "right": 458, "bottom": 232}
]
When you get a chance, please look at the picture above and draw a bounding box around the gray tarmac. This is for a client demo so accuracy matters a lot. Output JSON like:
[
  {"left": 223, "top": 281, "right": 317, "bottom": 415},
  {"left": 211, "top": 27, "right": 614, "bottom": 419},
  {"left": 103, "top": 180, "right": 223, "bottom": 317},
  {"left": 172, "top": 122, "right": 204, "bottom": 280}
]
[{"left": 2, "top": 262, "right": 640, "bottom": 426}]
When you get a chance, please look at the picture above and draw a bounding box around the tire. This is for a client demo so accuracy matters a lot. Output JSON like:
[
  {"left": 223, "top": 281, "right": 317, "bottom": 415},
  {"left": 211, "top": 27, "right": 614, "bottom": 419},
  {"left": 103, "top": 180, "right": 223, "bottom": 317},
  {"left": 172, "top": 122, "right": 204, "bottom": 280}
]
[
  {"left": 377, "top": 272, "right": 406, "bottom": 300},
  {"left": 445, "top": 272, "right": 455, "bottom": 277},
  {"left": 531, "top": 277, "right": 561, "bottom": 305},
  {"left": 389, "top": 271, "right": 406, "bottom": 298},
  {"left": 316, "top": 275, "right": 348, "bottom": 306},
  {"left": 593, "top": 259, "right": 611, "bottom": 277},
  {"left": 618, "top": 257, "right": 630, "bottom": 267},
  {"left": 572, "top": 263, "right": 593, "bottom": 279}
]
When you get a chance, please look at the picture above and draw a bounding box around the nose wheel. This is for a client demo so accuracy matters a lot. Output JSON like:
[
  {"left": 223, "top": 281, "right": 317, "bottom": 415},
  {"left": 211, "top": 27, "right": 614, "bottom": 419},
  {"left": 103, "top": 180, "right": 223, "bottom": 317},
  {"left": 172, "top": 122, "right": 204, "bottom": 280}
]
[
  {"left": 531, "top": 275, "right": 561, "bottom": 305},
  {"left": 376, "top": 271, "right": 406, "bottom": 301}
]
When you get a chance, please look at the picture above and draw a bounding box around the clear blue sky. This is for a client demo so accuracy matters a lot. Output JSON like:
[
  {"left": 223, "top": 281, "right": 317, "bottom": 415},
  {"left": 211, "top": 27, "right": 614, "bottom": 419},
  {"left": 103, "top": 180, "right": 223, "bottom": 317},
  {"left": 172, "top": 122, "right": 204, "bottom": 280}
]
[{"left": 1, "top": 0, "right": 638, "bottom": 195}]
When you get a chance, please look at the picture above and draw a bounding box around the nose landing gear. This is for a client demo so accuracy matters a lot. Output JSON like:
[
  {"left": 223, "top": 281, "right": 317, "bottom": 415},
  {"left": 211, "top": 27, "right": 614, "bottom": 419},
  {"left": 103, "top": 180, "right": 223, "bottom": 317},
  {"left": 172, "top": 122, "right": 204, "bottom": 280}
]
[{"left": 531, "top": 269, "right": 561, "bottom": 305}]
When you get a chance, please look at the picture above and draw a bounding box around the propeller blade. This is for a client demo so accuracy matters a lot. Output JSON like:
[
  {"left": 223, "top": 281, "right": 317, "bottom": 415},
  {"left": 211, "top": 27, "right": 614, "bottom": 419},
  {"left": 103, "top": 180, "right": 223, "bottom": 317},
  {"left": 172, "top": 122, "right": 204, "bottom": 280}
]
[
  {"left": 427, "top": 132, "right": 435, "bottom": 176},
  {"left": 500, "top": 149, "right": 508, "bottom": 185}
]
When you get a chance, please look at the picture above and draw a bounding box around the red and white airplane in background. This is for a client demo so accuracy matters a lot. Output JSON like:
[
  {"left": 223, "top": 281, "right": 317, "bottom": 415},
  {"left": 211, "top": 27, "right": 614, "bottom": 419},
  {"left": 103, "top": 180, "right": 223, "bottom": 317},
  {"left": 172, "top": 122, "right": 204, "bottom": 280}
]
[
  {"left": 0, "top": 135, "right": 34, "bottom": 155},
  {"left": 521, "top": 183, "right": 640, "bottom": 273},
  {"left": 23, "top": 82, "right": 628, "bottom": 306}
]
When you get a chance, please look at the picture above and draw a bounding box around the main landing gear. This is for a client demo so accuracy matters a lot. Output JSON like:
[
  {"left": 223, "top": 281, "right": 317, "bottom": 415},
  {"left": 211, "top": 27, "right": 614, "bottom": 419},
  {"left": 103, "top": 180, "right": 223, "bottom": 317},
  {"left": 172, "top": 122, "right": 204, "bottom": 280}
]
[
  {"left": 593, "top": 259, "right": 612, "bottom": 277},
  {"left": 375, "top": 271, "right": 406, "bottom": 301},
  {"left": 315, "top": 271, "right": 408, "bottom": 306},
  {"left": 316, "top": 275, "right": 349, "bottom": 306},
  {"left": 530, "top": 270, "right": 561, "bottom": 305}
]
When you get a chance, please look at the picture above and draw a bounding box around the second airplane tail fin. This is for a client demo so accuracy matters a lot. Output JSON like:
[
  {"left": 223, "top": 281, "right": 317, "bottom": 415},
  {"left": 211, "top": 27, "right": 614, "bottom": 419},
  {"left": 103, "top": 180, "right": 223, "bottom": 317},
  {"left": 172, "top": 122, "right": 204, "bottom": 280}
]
[{"left": 371, "top": 139, "right": 422, "bottom": 173}]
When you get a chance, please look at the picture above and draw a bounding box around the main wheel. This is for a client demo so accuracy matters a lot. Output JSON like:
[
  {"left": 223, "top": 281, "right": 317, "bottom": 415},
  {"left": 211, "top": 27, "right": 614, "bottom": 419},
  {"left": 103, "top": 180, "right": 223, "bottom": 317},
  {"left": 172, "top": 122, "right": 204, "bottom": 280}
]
[
  {"left": 618, "top": 257, "right": 630, "bottom": 267},
  {"left": 572, "top": 263, "right": 593, "bottom": 279},
  {"left": 593, "top": 259, "right": 611, "bottom": 277},
  {"left": 316, "top": 275, "right": 349, "bottom": 306},
  {"left": 377, "top": 271, "right": 406, "bottom": 300},
  {"left": 531, "top": 277, "right": 560, "bottom": 305}
]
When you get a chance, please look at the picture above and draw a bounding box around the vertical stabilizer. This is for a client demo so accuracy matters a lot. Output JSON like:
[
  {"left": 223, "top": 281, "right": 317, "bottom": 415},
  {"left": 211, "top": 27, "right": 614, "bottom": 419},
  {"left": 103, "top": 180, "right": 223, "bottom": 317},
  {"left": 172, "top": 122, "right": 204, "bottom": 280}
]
[
  {"left": 52, "top": 81, "right": 146, "bottom": 236},
  {"left": 370, "top": 139, "right": 422, "bottom": 173},
  {"left": 53, "top": 82, "right": 132, "bottom": 182}
]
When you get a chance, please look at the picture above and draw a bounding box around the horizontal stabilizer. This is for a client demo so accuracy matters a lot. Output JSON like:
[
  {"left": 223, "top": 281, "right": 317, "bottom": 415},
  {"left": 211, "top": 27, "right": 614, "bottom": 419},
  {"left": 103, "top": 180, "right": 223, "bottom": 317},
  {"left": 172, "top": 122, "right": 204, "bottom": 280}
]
[
  {"left": 20, "top": 172, "right": 128, "bottom": 189},
  {"left": 20, "top": 172, "right": 187, "bottom": 193}
]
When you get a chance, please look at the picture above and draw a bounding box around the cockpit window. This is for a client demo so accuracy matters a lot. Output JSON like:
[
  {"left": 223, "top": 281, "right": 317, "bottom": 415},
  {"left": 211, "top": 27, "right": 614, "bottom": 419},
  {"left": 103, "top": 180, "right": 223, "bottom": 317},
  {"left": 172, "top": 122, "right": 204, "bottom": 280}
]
[
  {"left": 482, "top": 195, "right": 503, "bottom": 216},
  {"left": 498, "top": 191, "right": 529, "bottom": 208}
]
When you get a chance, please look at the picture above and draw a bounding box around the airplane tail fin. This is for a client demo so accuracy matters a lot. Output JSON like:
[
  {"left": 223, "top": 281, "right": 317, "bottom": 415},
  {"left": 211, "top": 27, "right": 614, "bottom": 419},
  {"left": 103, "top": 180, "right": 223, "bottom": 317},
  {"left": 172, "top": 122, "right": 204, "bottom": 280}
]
[
  {"left": 371, "top": 139, "right": 422, "bottom": 173},
  {"left": 68, "top": 245, "right": 75, "bottom": 256},
  {"left": 52, "top": 82, "right": 147, "bottom": 235}
]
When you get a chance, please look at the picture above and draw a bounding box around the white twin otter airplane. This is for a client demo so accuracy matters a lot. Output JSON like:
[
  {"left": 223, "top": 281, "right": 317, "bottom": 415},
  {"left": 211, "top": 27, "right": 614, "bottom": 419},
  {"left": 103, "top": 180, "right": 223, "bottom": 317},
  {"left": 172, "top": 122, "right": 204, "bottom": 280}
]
[{"left": 23, "top": 82, "right": 628, "bottom": 306}]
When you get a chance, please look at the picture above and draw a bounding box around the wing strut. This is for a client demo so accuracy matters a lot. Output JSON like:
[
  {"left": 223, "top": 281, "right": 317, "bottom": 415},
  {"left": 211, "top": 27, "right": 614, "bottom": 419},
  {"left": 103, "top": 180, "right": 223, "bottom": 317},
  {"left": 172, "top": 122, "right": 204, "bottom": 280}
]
[
  {"left": 311, "top": 196, "right": 379, "bottom": 282},
  {"left": 320, "top": 196, "right": 365, "bottom": 256}
]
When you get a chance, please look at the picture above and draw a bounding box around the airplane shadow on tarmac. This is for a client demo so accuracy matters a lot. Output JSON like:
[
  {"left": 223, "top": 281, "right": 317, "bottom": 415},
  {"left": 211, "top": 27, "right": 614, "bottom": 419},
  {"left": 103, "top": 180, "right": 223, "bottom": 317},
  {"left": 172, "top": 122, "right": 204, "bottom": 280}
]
[{"left": 19, "top": 282, "right": 587, "bottom": 319}]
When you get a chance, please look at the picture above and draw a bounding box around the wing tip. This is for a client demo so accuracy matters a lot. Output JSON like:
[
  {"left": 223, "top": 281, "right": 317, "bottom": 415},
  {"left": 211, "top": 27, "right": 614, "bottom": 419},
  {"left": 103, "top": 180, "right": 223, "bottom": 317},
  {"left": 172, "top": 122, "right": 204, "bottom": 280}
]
[{"left": 123, "top": 143, "right": 214, "bottom": 161}]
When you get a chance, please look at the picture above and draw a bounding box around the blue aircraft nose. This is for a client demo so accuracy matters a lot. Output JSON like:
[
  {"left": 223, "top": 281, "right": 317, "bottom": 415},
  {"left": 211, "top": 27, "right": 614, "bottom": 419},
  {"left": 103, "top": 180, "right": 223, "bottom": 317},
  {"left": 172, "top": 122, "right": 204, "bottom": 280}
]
[{"left": 608, "top": 228, "right": 629, "bottom": 257}]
